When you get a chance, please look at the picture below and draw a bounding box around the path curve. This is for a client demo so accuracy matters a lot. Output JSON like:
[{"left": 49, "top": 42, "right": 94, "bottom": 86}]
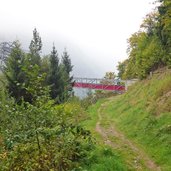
[{"left": 95, "top": 100, "right": 161, "bottom": 171}]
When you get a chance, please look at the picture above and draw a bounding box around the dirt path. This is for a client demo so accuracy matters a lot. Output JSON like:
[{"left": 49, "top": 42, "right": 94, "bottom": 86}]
[{"left": 95, "top": 101, "right": 161, "bottom": 171}]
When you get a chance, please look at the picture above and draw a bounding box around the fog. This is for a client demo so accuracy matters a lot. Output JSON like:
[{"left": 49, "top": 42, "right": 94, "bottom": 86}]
[{"left": 0, "top": 0, "right": 155, "bottom": 78}]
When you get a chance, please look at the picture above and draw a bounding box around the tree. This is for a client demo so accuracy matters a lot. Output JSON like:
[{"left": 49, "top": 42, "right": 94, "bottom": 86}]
[
  {"left": 48, "top": 44, "right": 61, "bottom": 101},
  {"left": 3, "top": 41, "right": 26, "bottom": 103},
  {"left": 41, "top": 55, "right": 50, "bottom": 74},
  {"left": 29, "top": 28, "right": 42, "bottom": 66},
  {"left": 140, "top": 11, "right": 158, "bottom": 36},
  {"left": 157, "top": 0, "right": 171, "bottom": 66},
  {"left": 21, "top": 59, "right": 47, "bottom": 104},
  {"left": 101, "top": 72, "right": 116, "bottom": 85},
  {"left": 117, "top": 60, "right": 128, "bottom": 79},
  {"left": 122, "top": 11, "right": 166, "bottom": 81},
  {"left": 61, "top": 48, "right": 73, "bottom": 74},
  {"left": 58, "top": 64, "right": 70, "bottom": 102},
  {"left": 124, "top": 32, "right": 142, "bottom": 79},
  {"left": 61, "top": 48, "right": 73, "bottom": 101},
  {"left": 0, "top": 41, "right": 15, "bottom": 69}
]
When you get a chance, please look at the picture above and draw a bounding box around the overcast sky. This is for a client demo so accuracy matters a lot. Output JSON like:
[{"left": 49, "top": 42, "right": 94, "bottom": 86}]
[{"left": 0, "top": 0, "right": 155, "bottom": 78}]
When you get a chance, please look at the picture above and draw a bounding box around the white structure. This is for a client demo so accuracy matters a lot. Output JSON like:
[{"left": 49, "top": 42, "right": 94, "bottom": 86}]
[{"left": 122, "top": 79, "right": 138, "bottom": 91}]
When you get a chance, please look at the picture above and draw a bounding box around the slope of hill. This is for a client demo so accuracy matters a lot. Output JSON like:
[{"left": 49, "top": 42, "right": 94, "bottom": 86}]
[{"left": 85, "top": 68, "right": 171, "bottom": 170}]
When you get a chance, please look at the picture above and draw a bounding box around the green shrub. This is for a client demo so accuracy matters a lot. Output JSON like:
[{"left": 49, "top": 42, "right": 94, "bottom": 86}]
[{"left": 0, "top": 75, "right": 94, "bottom": 171}]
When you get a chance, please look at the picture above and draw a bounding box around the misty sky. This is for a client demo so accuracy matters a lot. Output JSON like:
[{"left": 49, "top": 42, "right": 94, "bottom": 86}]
[{"left": 0, "top": 0, "right": 155, "bottom": 78}]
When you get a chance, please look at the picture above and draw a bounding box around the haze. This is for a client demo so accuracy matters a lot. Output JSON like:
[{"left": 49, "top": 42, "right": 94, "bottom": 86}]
[{"left": 0, "top": 0, "right": 155, "bottom": 78}]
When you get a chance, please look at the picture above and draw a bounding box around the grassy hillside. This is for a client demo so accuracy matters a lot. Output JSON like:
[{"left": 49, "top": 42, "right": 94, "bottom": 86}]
[
  {"left": 82, "top": 68, "right": 171, "bottom": 170},
  {"left": 100, "top": 69, "right": 171, "bottom": 170}
]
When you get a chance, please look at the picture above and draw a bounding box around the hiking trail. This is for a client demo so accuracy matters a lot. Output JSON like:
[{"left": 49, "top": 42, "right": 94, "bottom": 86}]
[{"left": 95, "top": 99, "right": 161, "bottom": 171}]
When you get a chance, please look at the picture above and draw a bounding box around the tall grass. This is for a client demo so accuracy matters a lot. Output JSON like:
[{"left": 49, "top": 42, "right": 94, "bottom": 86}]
[{"left": 102, "top": 70, "right": 171, "bottom": 170}]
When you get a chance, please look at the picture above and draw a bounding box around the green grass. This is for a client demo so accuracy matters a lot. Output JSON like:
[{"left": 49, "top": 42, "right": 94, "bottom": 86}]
[
  {"left": 81, "top": 70, "right": 171, "bottom": 170},
  {"left": 101, "top": 71, "right": 171, "bottom": 171},
  {"left": 80, "top": 99, "right": 127, "bottom": 171},
  {"left": 82, "top": 99, "right": 105, "bottom": 135},
  {"left": 81, "top": 146, "right": 127, "bottom": 171}
]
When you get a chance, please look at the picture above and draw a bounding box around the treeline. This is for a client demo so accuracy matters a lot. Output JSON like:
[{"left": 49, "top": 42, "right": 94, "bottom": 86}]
[
  {"left": 117, "top": 0, "right": 171, "bottom": 79},
  {"left": 0, "top": 29, "right": 95, "bottom": 170},
  {"left": 3, "top": 28, "right": 73, "bottom": 104}
]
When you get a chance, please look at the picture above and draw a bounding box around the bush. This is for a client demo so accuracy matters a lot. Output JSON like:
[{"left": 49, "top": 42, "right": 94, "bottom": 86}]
[{"left": 0, "top": 84, "right": 94, "bottom": 171}]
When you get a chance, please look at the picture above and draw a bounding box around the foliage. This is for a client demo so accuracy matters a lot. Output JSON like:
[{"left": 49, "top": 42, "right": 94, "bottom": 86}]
[
  {"left": 157, "top": 0, "right": 171, "bottom": 66},
  {"left": 41, "top": 55, "right": 50, "bottom": 74},
  {"left": 0, "top": 102, "right": 93, "bottom": 170},
  {"left": 117, "top": 60, "right": 128, "bottom": 79},
  {"left": 22, "top": 59, "right": 48, "bottom": 103},
  {"left": 123, "top": 30, "right": 164, "bottom": 79},
  {"left": 0, "top": 74, "right": 94, "bottom": 171},
  {"left": 48, "top": 44, "right": 62, "bottom": 101},
  {"left": 3, "top": 29, "right": 74, "bottom": 104},
  {"left": 140, "top": 11, "right": 158, "bottom": 36},
  {"left": 3, "top": 41, "right": 26, "bottom": 103},
  {"left": 100, "top": 72, "right": 116, "bottom": 85},
  {"left": 104, "top": 72, "right": 116, "bottom": 79},
  {"left": 0, "top": 34, "right": 94, "bottom": 170},
  {"left": 3, "top": 41, "right": 47, "bottom": 104},
  {"left": 29, "top": 28, "right": 42, "bottom": 66},
  {"left": 61, "top": 48, "right": 73, "bottom": 75},
  {"left": 118, "top": 3, "right": 171, "bottom": 79},
  {"left": 60, "top": 48, "right": 74, "bottom": 102}
]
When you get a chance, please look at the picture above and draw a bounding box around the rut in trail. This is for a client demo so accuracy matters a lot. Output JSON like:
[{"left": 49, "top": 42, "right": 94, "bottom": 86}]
[{"left": 95, "top": 101, "right": 161, "bottom": 171}]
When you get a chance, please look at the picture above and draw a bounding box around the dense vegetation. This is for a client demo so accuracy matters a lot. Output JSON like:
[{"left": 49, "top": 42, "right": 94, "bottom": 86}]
[
  {"left": 2, "top": 28, "right": 73, "bottom": 104},
  {"left": 0, "top": 29, "right": 95, "bottom": 170},
  {"left": 117, "top": 0, "right": 171, "bottom": 79},
  {"left": 0, "top": 88, "right": 93, "bottom": 170},
  {"left": 1, "top": 0, "right": 171, "bottom": 170}
]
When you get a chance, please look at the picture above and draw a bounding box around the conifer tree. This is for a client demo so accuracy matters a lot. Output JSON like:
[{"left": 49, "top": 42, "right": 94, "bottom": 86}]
[
  {"left": 48, "top": 44, "right": 61, "bottom": 101},
  {"left": 29, "top": 28, "right": 42, "bottom": 66},
  {"left": 61, "top": 48, "right": 73, "bottom": 74},
  {"left": 4, "top": 41, "right": 25, "bottom": 102},
  {"left": 61, "top": 48, "right": 73, "bottom": 101}
]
